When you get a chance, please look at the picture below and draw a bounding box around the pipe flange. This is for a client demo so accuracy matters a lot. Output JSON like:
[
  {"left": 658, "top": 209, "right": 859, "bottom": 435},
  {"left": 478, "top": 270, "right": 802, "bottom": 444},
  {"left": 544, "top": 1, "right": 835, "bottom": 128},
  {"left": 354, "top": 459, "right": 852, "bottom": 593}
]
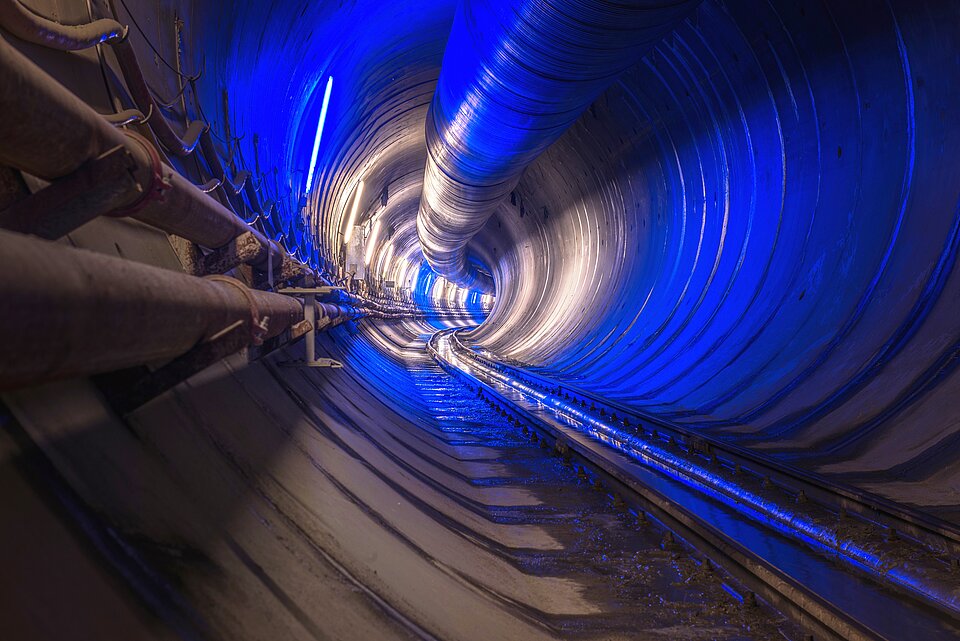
[
  {"left": 107, "top": 130, "right": 171, "bottom": 217},
  {"left": 204, "top": 274, "right": 270, "bottom": 345}
]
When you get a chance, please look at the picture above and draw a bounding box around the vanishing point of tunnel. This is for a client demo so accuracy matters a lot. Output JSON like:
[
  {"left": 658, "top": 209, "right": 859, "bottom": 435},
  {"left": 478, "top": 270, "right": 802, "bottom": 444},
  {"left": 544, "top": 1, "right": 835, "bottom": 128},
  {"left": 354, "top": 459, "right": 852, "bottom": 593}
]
[{"left": 0, "top": 0, "right": 959, "bottom": 639}]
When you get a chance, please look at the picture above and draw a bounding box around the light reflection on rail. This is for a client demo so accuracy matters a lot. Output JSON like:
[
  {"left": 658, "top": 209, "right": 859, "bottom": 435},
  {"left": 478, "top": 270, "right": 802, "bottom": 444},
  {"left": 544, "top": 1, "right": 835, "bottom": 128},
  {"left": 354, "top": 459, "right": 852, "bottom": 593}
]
[{"left": 430, "top": 329, "right": 960, "bottom": 637}]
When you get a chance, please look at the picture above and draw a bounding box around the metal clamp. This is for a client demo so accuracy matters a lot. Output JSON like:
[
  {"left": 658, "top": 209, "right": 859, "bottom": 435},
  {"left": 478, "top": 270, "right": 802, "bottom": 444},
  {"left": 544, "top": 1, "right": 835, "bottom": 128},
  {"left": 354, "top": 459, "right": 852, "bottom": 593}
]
[{"left": 276, "top": 285, "right": 344, "bottom": 368}]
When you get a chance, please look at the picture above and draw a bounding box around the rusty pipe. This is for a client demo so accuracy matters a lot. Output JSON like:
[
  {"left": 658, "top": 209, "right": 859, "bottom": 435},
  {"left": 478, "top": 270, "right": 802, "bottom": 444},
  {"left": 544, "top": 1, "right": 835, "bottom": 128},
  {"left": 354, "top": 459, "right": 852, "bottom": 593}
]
[
  {"left": 316, "top": 302, "right": 360, "bottom": 331},
  {"left": 317, "top": 302, "right": 358, "bottom": 321},
  {"left": 198, "top": 128, "right": 249, "bottom": 215},
  {"left": 0, "top": 228, "right": 303, "bottom": 390},
  {"left": 109, "top": 36, "right": 206, "bottom": 157},
  {"left": 0, "top": 33, "right": 283, "bottom": 268},
  {"left": 0, "top": 0, "right": 126, "bottom": 50},
  {"left": 0, "top": 31, "right": 127, "bottom": 178}
]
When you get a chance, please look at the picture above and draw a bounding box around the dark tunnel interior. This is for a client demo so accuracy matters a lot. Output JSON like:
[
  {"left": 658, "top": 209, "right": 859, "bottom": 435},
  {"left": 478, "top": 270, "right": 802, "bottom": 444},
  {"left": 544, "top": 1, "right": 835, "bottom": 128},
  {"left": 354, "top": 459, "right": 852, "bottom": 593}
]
[{"left": 0, "top": 0, "right": 959, "bottom": 640}]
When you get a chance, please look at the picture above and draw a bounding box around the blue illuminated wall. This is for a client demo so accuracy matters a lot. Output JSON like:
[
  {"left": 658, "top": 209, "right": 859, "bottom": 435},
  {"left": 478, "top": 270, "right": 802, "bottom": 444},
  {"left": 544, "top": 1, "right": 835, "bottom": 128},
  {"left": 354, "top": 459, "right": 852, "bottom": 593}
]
[
  {"left": 468, "top": 0, "right": 960, "bottom": 498},
  {"left": 193, "top": 0, "right": 457, "bottom": 267},
  {"left": 191, "top": 0, "right": 960, "bottom": 504}
]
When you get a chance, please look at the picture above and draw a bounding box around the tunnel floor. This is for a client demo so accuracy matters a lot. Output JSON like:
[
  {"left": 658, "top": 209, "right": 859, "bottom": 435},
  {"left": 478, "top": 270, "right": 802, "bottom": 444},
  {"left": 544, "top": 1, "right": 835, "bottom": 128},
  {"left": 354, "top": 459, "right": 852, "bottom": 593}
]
[
  {"left": 322, "top": 329, "right": 798, "bottom": 639},
  {"left": 7, "top": 319, "right": 959, "bottom": 640},
  {"left": 3, "top": 323, "right": 806, "bottom": 641}
]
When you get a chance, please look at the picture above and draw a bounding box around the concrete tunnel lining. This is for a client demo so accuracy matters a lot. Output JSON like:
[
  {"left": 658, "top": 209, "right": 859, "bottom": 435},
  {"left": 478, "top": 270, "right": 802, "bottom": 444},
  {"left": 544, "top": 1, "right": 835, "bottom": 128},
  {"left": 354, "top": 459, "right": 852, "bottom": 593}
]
[{"left": 1, "top": 0, "right": 959, "bottom": 639}]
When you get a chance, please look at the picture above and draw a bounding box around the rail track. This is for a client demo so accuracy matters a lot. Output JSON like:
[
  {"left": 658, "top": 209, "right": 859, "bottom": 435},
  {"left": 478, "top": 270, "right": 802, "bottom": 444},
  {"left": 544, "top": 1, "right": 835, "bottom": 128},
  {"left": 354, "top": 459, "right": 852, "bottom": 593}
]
[
  {"left": 311, "top": 325, "right": 806, "bottom": 639},
  {"left": 429, "top": 328, "right": 960, "bottom": 641}
]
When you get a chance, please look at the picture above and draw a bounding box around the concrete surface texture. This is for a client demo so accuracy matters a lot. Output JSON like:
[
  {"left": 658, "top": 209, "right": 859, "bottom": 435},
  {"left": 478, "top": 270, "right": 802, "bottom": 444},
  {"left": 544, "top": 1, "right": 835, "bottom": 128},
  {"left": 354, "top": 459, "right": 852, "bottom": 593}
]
[
  {"left": 2, "top": 0, "right": 959, "bottom": 639},
  {"left": 199, "top": 0, "right": 960, "bottom": 508}
]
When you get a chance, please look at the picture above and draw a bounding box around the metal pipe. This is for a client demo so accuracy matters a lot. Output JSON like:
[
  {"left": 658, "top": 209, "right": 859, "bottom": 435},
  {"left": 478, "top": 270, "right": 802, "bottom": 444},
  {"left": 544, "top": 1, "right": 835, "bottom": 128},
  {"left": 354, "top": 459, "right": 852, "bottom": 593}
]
[
  {"left": 101, "top": 107, "right": 145, "bottom": 126},
  {"left": 198, "top": 128, "right": 250, "bottom": 215},
  {"left": 316, "top": 302, "right": 361, "bottom": 329},
  {"left": 0, "top": 33, "right": 284, "bottom": 268},
  {"left": 110, "top": 36, "right": 206, "bottom": 157},
  {"left": 0, "top": 31, "right": 128, "bottom": 178},
  {"left": 0, "top": 0, "right": 126, "bottom": 50},
  {"left": 416, "top": 0, "right": 699, "bottom": 292},
  {"left": 304, "top": 290, "right": 317, "bottom": 362},
  {"left": 0, "top": 144, "right": 142, "bottom": 239},
  {"left": 0, "top": 228, "right": 303, "bottom": 390}
]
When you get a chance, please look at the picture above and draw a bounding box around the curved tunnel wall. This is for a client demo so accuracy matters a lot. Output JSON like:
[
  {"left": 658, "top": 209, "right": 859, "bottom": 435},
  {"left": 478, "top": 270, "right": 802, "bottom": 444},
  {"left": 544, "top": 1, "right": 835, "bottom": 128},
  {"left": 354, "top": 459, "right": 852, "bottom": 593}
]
[
  {"left": 195, "top": 0, "right": 960, "bottom": 503},
  {"left": 468, "top": 0, "right": 960, "bottom": 499},
  {"left": 193, "top": 0, "right": 456, "bottom": 272},
  {"left": 3, "top": 0, "right": 960, "bottom": 637}
]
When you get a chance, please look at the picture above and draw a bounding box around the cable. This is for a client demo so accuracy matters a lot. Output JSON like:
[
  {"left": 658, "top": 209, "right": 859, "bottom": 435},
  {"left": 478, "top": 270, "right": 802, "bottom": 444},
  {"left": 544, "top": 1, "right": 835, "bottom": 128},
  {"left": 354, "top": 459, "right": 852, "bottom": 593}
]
[{"left": 112, "top": 0, "right": 199, "bottom": 81}]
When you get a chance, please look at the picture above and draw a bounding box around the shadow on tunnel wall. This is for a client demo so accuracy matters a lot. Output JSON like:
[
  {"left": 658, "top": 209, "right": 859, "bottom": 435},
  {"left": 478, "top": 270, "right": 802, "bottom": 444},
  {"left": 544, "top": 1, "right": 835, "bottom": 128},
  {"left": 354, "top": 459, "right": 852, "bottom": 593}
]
[
  {"left": 2, "top": 0, "right": 960, "bottom": 636},
  {"left": 467, "top": 0, "right": 960, "bottom": 511},
  {"left": 0, "top": 319, "right": 470, "bottom": 640}
]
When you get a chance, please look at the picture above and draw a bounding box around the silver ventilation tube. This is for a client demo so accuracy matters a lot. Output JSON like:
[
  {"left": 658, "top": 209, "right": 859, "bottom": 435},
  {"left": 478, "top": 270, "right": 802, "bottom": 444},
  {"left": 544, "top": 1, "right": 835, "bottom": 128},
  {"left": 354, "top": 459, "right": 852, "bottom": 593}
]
[{"left": 417, "top": 0, "right": 700, "bottom": 293}]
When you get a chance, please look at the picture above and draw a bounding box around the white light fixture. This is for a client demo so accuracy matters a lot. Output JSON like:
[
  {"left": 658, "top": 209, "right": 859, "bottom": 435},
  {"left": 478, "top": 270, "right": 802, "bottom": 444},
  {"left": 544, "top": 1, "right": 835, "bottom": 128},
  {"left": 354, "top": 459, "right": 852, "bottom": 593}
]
[
  {"left": 305, "top": 76, "right": 333, "bottom": 194},
  {"left": 364, "top": 216, "right": 382, "bottom": 264},
  {"left": 343, "top": 180, "right": 364, "bottom": 244},
  {"left": 382, "top": 243, "right": 394, "bottom": 275}
]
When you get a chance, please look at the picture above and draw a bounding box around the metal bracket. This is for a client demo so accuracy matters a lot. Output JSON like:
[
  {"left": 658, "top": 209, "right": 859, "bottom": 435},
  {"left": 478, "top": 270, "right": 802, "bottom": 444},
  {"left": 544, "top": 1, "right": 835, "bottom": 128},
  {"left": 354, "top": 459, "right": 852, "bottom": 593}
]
[
  {"left": 276, "top": 285, "right": 345, "bottom": 368},
  {"left": 277, "top": 286, "right": 343, "bottom": 295},
  {"left": 280, "top": 357, "right": 343, "bottom": 369}
]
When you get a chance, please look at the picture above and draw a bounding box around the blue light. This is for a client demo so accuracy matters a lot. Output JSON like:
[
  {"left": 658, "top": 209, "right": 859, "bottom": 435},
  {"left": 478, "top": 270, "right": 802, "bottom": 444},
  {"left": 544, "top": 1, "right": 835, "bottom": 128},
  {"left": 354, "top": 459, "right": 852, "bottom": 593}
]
[
  {"left": 430, "top": 330, "right": 960, "bottom": 618},
  {"left": 305, "top": 76, "right": 334, "bottom": 194}
]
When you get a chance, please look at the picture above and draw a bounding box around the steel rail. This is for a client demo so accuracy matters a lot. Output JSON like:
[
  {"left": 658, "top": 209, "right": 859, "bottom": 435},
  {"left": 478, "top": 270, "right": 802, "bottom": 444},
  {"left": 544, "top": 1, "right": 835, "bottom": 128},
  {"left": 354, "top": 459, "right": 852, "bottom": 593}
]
[
  {"left": 453, "top": 332, "right": 960, "bottom": 552},
  {"left": 429, "top": 328, "right": 960, "bottom": 641}
]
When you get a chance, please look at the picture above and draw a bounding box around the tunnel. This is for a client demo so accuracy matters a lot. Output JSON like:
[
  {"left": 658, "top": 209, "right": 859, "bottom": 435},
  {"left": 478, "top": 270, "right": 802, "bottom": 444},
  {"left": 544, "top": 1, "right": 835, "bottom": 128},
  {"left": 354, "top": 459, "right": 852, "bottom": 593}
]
[{"left": 1, "top": 0, "right": 959, "bottom": 639}]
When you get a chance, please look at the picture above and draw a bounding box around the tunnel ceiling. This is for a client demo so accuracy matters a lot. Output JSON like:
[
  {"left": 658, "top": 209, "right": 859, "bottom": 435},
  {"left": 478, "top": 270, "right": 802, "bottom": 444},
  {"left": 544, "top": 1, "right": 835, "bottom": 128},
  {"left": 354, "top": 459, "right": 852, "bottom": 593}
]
[{"left": 194, "top": 0, "right": 960, "bottom": 501}]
